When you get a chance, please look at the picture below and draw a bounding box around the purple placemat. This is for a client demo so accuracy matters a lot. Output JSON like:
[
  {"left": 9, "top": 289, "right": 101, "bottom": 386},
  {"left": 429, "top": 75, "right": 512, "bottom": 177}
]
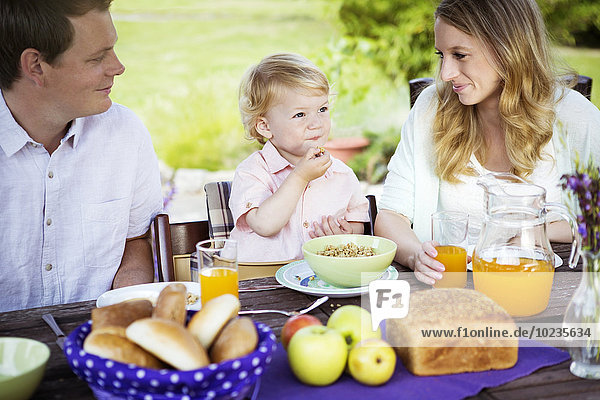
[{"left": 258, "top": 341, "right": 569, "bottom": 400}]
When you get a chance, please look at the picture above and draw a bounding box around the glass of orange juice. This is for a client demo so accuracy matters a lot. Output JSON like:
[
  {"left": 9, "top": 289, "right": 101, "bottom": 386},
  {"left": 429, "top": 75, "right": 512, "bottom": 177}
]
[
  {"left": 431, "top": 211, "right": 469, "bottom": 288},
  {"left": 196, "top": 239, "right": 239, "bottom": 305}
]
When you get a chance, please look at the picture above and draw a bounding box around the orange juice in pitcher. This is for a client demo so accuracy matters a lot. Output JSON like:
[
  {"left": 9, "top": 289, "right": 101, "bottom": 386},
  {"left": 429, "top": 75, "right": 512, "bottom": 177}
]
[
  {"left": 472, "top": 252, "right": 554, "bottom": 316},
  {"left": 472, "top": 173, "right": 577, "bottom": 317}
]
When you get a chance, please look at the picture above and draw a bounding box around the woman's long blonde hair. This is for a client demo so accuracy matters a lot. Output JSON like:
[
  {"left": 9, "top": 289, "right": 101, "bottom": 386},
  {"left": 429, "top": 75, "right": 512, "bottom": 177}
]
[{"left": 433, "top": 0, "right": 559, "bottom": 182}]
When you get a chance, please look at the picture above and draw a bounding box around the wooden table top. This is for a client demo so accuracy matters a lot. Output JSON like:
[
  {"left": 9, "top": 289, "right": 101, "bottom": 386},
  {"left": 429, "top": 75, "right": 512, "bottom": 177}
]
[{"left": 1, "top": 242, "right": 599, "bottom": 399}]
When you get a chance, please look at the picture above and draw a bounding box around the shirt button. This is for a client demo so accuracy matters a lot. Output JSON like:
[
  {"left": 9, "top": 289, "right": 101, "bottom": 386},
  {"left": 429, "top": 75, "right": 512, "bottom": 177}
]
[
  {"left": 303, "top": 221, "right": 309, "bottom": 228},
  {"left": 48, "top": 171, "right": 54, "bottom": 179},
  {"left": 30, "top": 142, "right": 39, "bottom": 148},
  {"left": 45, "top": 264, "right": 52, "bottom": 271},
  {"left": 46, "top": 218, "right": 52, "bottom": 226}
]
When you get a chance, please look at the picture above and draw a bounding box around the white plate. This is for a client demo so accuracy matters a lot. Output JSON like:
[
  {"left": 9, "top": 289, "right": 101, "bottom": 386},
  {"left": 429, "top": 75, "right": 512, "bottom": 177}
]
[
  {"left": 96, "top": 282, "right": 201, "bottom": 310},
  {"left": 466, "top": 245, "right": 563, "bottom": 271},
  {"left": 275, "top": 260, "right": 399, "bottom": 298}
]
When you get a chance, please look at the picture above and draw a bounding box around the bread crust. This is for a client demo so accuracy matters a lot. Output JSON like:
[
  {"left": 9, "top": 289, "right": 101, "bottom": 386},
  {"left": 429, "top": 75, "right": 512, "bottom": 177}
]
[
  {"left": 386, "top": 288, "right": 518, "bottom": 376},
  {"left": 187, "top": 294, "right": 241, "bottom": 349},
  {"left": 92, "top": 299, "right": 153, "bottom": 330},
  {"left": 83, "top": 331, "right": 164, "bottom": 369},
  {"left": 126, "top": 318, "right": 210, "bottom": 370},
  {"left": 210, "top": 317, "right": 258, "bottom": 363},
  {"left": 152, "top": 283, "right": 187, "bottom": 325}
]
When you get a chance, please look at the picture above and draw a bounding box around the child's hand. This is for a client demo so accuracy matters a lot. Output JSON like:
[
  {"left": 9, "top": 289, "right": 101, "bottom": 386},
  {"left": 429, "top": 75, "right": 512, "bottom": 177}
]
[
  {"left": 308, "top": 215, "right": 353, "bottom": 238},
  {"left": 293, "top": 147, "right": 332, "bottom": 183}
]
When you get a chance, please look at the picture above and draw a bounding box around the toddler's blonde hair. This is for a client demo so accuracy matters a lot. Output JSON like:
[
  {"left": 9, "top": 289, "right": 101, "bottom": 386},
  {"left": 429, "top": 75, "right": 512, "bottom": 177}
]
[{"left": 238, "top": 53, "right": 330, "bottom": 144}]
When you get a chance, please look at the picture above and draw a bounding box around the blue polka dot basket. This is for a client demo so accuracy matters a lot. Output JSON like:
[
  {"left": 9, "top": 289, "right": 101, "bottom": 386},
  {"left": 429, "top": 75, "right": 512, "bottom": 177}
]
[{"left": 64, "top": 319, "right": 277, "bottom": 400}]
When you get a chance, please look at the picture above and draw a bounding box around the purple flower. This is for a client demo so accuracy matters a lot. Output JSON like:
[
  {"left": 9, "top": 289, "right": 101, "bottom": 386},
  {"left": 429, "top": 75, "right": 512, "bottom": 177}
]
[
  {"left": 578, "top": 222, "right": 588, "bottom": 239},
  {"left": 582, "top": 174, "right": 592, "bottom": 188},
  {"left": 566, "top": 176, "right": 579, "bottom": 190}
]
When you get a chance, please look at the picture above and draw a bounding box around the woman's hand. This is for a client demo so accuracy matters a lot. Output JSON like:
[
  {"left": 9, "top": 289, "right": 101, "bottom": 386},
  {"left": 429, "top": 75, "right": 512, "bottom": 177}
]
[
  {"left": 411, "top": 240, "right": 446, "bottom": 286},
  {"left": 308, "top": 216, "right": 354, "bottom": 238}
]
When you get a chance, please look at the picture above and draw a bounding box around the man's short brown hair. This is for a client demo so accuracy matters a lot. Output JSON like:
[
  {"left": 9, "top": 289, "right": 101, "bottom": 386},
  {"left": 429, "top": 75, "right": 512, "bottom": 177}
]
[{"left": 0, "top": 0, "right": 113, "bottom": 90}]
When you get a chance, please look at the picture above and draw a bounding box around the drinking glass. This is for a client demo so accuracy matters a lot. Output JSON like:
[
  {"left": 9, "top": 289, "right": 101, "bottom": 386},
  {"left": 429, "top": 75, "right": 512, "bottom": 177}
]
[
  {"left": 196, "top": 239, "right": 239, "bottom": 305},
  {"left": 431, "top": 211, "right": 469, "bottom": 288}
]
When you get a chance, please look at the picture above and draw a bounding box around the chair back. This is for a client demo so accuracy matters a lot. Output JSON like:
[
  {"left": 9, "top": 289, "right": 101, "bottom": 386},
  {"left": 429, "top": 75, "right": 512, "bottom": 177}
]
[
  {"left": 364, "top": 194, "right": 377, "bottom": 236},
  {"left": 409, "top": 77, "right": 434, "bottom": 108},
  {"left": 561, "top": 74, "right": 592, "bottom": 101},
  {"left": 152, "top": 213, "right": 209, "bottom": 282},
  {"left": 204, "top": 181, "right": 235, "bottom": 239},
  {"left": 409, "top": 75, "right": 592, "bottom": 108}
]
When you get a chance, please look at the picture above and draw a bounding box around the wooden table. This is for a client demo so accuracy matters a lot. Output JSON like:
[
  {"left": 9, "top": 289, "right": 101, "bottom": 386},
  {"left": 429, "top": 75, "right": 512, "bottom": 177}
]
[{"left": 2, "top": 242, "right": 599, "bottom": 399}]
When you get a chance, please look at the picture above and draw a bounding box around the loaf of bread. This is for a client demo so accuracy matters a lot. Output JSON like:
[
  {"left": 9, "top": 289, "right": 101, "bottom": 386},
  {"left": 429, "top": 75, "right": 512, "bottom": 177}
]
[
  {"left": 152, "top": 283, "right": 187, "bottom": 325},
  {"left": 210, "top": 317, "right": 258, "bottom": 363},
  {"left": 126, "top": 318, "right": 210, "bottom": 370},
  {"left": 92, "top": 299, "right": 153, "bottom": 330},
  {"left": 187, "top": 294, "right": 241, "bottom": 349},
  {"left": 386, "top": 288, "right": 518, "bottom": 376},
  {"left": 83, "top": 331, "right": 164, "bottom": 369}
]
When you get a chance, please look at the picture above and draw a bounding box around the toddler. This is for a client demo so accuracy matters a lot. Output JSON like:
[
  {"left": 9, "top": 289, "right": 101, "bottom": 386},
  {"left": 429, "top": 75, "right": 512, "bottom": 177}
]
[{"left": 229, "top": 53, "right": 369, "bottom": 262}]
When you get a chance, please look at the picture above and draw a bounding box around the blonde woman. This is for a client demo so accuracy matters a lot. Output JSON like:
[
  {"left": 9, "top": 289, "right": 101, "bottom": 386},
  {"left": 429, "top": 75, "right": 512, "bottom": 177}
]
[
  {"left": 230, "top": 53, "right": 369, "bottom": 262},
  {"left": 375, "top": 0, "right": 600, "bottom": 285}
]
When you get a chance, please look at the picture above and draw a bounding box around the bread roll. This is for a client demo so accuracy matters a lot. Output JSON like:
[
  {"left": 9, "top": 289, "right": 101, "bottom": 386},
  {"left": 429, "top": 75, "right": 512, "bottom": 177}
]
[
  {"left": 187, "top": 294, "right": 240, "bottom": 349},
  {"left": 91, "top": 326, "right": 127, "bottom": 338},
  {"left": 92, "top": 299, "right": 153, "bottom": 330},
  {"left": 386, "top": 288, "right": 518, "bottom": 376},
  {"left": 152, "top": 283, "right": 187, "bottom": 325},
  {"left": 126, "top": 318, "right": 210, "bottom": 370},
  {"left": 83, "top": 331, "right": 163, "bottom": 369},
  {"left": 210, "top": 317, "right": 258, "bottom": 363}
]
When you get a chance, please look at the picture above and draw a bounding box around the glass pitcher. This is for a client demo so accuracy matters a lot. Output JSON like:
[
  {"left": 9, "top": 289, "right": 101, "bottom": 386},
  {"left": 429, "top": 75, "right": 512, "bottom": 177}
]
[{"left": 472, "top": 173, "right": 578, "bottom": 317}]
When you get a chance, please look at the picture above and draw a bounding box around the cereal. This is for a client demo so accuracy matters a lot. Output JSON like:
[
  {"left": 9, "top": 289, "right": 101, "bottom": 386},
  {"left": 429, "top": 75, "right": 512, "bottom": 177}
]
[
  {"left": 186, "top": 292, "right": 199, "bottom": 305},
  {"left": 316, "top": 243, "right": 376, "bottom": 257}
]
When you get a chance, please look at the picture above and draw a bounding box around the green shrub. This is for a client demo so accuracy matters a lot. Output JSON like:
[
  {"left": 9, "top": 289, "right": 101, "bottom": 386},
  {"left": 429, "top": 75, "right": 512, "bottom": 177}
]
[
  {"left": 336, "top": 0, "right": 600, "bottom": 86},
  {"left": 337, "top": 0, "right": 437, "bottom": 84},
  {"left": 347, "top": 129, "right": 401, "bottom": 184},
  {"left": 540, "top": 0, "right": 600, "bottom": 47}
]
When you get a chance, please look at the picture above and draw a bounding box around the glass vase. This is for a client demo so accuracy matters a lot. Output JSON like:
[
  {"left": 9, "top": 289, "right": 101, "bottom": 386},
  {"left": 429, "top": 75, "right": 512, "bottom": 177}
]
[{"left": 563, "top": 250, "right": 600, "bottom": 379}]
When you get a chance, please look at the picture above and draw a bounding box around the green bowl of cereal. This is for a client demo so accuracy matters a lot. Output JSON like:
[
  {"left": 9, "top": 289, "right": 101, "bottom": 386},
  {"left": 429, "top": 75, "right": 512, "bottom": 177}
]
[{"left": 302, "top": 234, "right": 397, "bottom": 288}]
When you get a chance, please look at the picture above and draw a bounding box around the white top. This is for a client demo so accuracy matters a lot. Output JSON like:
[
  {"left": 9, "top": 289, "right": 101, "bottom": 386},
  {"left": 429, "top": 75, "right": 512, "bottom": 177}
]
[
  {"left": 380, "top": 85, "right": 600, "bottom": 242},
  {"left": 0, "top": 92, "right": 163, "bottom": 312}
]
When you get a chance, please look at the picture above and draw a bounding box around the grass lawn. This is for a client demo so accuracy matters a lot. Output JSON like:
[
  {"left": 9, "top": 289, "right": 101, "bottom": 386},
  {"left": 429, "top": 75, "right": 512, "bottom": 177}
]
[
  {"left": 109, "top": 1, "right": 599, "bottom": 171},
  {"left": 556, "top": 46, "right": 600, "bottom": 107}
]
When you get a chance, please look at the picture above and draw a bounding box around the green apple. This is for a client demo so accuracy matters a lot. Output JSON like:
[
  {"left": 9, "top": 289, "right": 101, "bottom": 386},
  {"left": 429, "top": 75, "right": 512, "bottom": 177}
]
[
  {"left": 327, "top": 305, "right": 381, "bottom": 349},
  {"left": 348, "top": 338, "right": 397, "bottom": 386},
  {"left": 287, "top": 325, "right": 347, "bottom": 386}
]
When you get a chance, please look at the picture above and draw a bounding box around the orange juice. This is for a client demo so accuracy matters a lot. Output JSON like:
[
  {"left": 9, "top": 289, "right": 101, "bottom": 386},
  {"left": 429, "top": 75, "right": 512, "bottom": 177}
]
[
  {"left": 200, "top": 267, "right": 239, "bottom": 305},
  {"left": 433, "top": 245, "right": 467, "bottom": 288},
  {"left": 472, "top": 256, "right": 553, "bottom": 316}
]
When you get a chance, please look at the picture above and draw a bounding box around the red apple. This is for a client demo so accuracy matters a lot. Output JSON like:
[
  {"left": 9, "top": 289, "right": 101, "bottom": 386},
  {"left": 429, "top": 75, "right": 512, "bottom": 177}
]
[{"left": 281, "top": 314, "right": 322, "bottom": 349}]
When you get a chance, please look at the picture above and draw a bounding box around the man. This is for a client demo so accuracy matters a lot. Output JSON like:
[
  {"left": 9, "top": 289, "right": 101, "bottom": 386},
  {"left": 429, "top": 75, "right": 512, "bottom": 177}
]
[{"left": 0, "top": 0, "right": 163, "bottom": 312}]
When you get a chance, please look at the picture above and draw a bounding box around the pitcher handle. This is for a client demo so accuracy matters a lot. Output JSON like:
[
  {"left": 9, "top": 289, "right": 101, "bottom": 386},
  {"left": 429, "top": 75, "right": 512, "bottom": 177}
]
[{"left": 544, "top": 202, "right": 580, "bottom": 269}]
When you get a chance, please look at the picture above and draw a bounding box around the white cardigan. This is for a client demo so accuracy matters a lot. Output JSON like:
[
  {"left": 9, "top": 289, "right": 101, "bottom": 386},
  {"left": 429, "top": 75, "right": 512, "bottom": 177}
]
[{"left": 379, "top": 85, "right": 600, "bottom": 242}]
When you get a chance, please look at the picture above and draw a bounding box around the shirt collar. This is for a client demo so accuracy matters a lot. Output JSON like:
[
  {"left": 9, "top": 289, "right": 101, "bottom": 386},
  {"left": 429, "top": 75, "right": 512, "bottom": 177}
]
[
  {"left": 260, "top": 140, "right": 293, "bottom": 174},
  {"left": 63, "top": 117, "right": 83, "bottom": 149},
  {"left": 0, "top": 90, "right": 32, "bottom": 157},
  {"left": 0, "top": 90, "right": 84, "bottom": 156},
  {"left": 259, "top": 140, "right": 347, "bottom": 177}
]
